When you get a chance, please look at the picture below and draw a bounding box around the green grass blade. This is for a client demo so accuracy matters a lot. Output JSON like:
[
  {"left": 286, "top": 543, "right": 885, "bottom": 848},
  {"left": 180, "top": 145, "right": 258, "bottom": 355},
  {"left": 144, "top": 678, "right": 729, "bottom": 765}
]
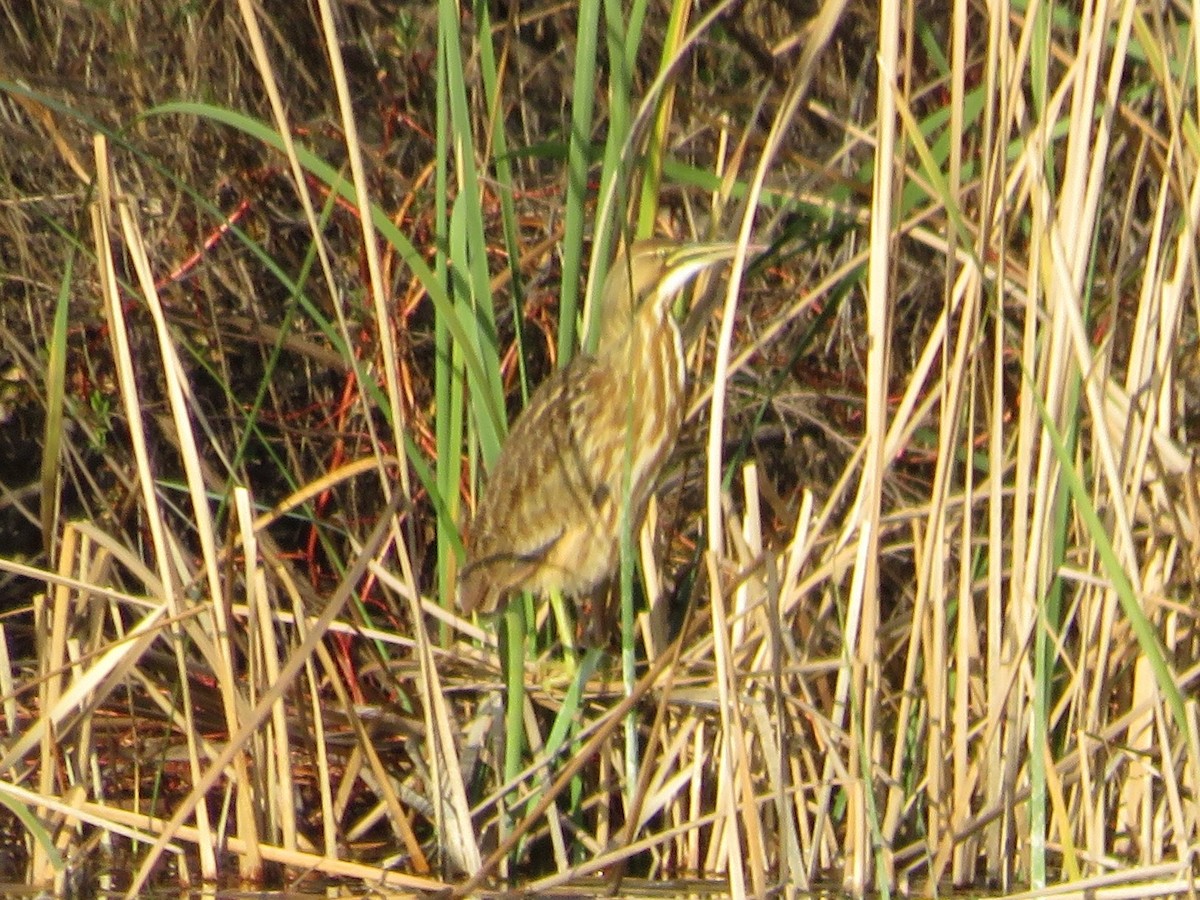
[
  {"left": 557, "top": 0, "right": 603, "bottom": 364},
  {"left": 39, "top": 246, "right": 76, "bottom": 555}
]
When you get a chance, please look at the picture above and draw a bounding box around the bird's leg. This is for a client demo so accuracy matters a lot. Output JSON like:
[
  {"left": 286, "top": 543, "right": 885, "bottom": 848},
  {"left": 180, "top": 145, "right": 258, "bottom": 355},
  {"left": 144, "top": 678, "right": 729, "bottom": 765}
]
[
  {"left": 547, "top": 585, "right": 579, "bottom": 677},
  {"left": 577, "top": 581, "right": 621, "bottom": 649}
]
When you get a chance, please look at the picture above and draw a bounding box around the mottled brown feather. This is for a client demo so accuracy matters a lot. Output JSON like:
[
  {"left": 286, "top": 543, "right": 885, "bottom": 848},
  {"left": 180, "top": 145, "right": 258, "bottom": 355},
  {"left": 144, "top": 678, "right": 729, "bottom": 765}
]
[{"left": 459, "top": 239, "right": 740, "bottom": 615}]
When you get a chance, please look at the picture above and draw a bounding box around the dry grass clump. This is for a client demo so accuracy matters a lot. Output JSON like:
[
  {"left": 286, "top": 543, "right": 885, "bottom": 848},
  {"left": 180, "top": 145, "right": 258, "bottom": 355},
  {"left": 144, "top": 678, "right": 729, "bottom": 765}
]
[{"left": 1, "top": 0, "right": 1199, "bottom": 897}]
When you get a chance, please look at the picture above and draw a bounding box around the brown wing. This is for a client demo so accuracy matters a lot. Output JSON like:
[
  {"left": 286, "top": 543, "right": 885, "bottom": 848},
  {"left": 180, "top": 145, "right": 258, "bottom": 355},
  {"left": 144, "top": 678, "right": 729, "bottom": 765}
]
[{"left": 460, "top": 353, "right": 619, "bottom": 613}]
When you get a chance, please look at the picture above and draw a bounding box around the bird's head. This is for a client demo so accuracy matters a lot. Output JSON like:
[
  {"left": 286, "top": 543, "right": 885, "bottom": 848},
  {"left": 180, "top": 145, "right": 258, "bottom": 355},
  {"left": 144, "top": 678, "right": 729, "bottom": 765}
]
[{"left": 596, "top": 239, "right": 744, "bottom": 350}]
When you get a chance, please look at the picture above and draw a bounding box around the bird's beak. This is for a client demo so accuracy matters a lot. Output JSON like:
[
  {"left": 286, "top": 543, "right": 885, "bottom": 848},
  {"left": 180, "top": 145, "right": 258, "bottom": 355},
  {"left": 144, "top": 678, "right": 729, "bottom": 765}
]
[{"left": 657, "top": 241, "right": 761, "bottom": 299}]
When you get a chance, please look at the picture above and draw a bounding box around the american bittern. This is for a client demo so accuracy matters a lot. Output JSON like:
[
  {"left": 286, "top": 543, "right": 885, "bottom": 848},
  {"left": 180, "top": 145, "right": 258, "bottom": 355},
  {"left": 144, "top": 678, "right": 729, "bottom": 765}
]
[{"left": 458, "top": 239, "right": 742, "bottom": 617}]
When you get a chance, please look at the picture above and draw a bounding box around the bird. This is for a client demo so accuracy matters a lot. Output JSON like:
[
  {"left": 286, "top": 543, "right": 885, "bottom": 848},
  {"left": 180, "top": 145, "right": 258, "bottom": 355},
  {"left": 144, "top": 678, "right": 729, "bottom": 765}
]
[{"left": 458, "top": 238, "right": 744, "bottom": 621}]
